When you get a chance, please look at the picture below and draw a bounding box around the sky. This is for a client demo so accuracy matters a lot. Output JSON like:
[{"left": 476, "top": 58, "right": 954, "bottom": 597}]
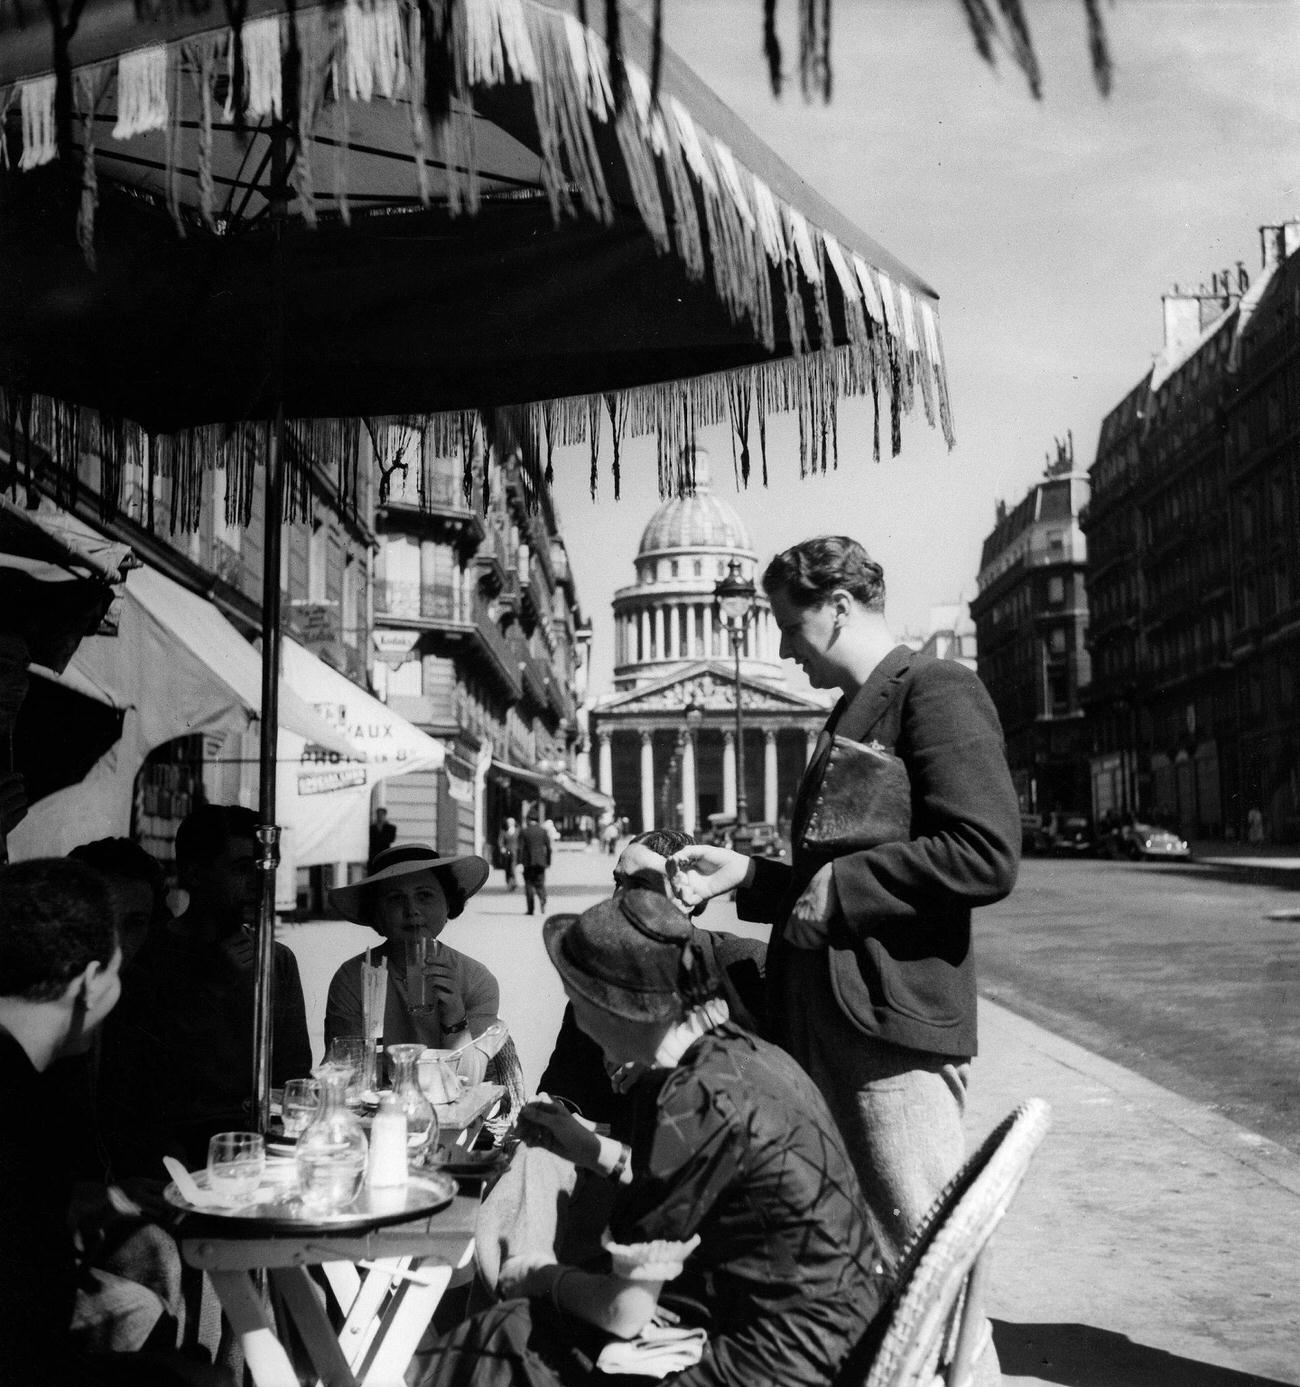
[{"left": 547, "top": 0, "right": 1300, "bottom": 699}]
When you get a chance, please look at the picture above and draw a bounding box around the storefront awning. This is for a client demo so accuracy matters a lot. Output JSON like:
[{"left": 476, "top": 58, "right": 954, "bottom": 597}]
[
  {"left": 490, "top": 758, "right": 562, "bottom": 802},
  {"left": 125, "top": 567, "right": 358, "bottom": 756},
  {"left": 0, "top": 494, "right": 133, "bottom": 675},
  {"left": 553, "top": 771, "right": 614, "bottom": 813},
  {"left": 8, "top": 561, "right": 356, "bottom": 857}
]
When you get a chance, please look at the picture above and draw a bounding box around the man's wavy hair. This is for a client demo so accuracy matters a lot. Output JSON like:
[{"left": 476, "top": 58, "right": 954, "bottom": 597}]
[{"left": 762, "top": 536, "right": 885, "bottom": 613}]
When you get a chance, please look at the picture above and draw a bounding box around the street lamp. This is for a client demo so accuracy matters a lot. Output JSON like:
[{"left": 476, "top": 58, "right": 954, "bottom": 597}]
[
  {"left": 682, "top": 694, "right": 704, "bottom": 834},
  {"left": 714, "top": 559, "right": 757, "bottom": 851}
]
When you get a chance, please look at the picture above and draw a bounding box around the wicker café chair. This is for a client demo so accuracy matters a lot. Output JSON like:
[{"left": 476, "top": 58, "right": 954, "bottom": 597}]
[{"left": 854, "top": 1098, "right": 1052, "bottom": 1387}]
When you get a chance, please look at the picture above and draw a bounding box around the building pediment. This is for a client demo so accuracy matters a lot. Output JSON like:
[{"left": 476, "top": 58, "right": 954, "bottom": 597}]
[{"left": 594, "top": 662, "right": 831, "bottom": 721}]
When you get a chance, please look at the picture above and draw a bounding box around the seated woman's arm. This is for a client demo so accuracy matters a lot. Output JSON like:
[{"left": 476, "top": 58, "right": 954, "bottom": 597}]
[
  {"left": 500, "top": 1259, "right": 663, "bottom": 1339},
  {"left": 459, "top": 954, "right": 501, "bottom": 1039}
]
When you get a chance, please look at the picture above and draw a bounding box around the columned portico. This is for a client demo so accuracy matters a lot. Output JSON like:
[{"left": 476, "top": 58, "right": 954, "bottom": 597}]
[{"left": 591, "top": 448, "right": 831, "bottom": 838}]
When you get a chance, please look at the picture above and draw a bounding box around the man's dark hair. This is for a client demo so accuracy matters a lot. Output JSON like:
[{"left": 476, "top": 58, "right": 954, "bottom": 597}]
[
  {"left": 175, "top": 804, "right": 259, "bottom": 868},
  {"left": 762, "top": 536, "right": 886, "bottom": 613},
  {"left": 630, "top": 828, "right": 695, "bottom": 857},
  {"left": 0, "top": 859, "right": 116, "bottom": 1001},
  {"left": 68, "top": 838, "right": 167, "bottom": 918},
  {"left": 526, "top": 810, "right": 540, "bottom": 822}
]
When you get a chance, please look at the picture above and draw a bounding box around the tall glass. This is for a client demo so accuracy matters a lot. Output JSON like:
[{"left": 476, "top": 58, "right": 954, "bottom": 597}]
[
  {"left": 403, "top": 937, "right": 438, "bottom": 1016},
  {"left": 207, "top": 1132, "right": 265, "bottom": 1205},
  {"left": 295, "top": 1063, "right": 369, "bottom": 1213},
  {"left": 328, "top": 1036, "right": 373, "bottom": 1104}
]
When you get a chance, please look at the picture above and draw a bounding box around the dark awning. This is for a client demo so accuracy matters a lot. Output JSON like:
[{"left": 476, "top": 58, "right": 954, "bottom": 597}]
[{"left": 490, "top": 758, "right": 562, "bottom": 803}]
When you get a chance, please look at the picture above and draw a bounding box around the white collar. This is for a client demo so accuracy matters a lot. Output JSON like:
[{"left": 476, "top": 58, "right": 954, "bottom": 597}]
[{"left": 653, "top": 997, "right": 730, "bottom": 1069}]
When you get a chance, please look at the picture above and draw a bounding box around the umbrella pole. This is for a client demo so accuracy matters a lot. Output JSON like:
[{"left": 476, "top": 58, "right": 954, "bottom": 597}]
[
  {"left": 252, "top": 400, "right": 286, "bottom": 1134},
  {"left": 252, "top": 118, "right": 291, "bottom": 1134}
]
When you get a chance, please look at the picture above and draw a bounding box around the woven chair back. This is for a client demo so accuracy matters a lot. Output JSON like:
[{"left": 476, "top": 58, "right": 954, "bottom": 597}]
[{"left": 855, "top": 1097, "right": 1052, "bottom": 1387}]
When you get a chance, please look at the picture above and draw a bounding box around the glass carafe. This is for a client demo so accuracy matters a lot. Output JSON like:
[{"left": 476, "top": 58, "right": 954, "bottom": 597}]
[
  {"left": 295, "top": 1062, "right": 369, "bottom": 1213},
  {"left": 387, "top": 1043, "right": 437, "bottom": 1160}
]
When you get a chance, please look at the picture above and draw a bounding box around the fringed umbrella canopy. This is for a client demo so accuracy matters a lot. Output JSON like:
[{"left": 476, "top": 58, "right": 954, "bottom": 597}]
[{"left": 0, "top": 0, "right": 953, "bottom": 519}]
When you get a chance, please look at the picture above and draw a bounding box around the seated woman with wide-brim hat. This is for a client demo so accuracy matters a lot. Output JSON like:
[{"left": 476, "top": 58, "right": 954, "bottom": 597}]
[
  {"left": 324, "top": 845, "right": 497, "bottom": 1057},
  {"left": 422, "top": 888, "right": 887, "bottom": 1387}
]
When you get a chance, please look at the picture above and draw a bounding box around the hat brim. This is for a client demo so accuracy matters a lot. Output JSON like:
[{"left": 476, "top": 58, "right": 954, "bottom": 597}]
[
  {"left": 329, "top": 854, "right": 490, "bottom": 924},
  {"left": 542, "top": 909, "right": 681, "bottom": 1023}
]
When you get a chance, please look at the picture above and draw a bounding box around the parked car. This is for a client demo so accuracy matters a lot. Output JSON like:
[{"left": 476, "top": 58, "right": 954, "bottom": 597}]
[
  {"left": 1043, "top": 812, "right": 1097, "bottom": 856},
  {"left": 705, "top": 814, "right": 786, "bottom": 858},
  {"left": 1107, "top": 821, "right": 1191, "bottom": 861}
]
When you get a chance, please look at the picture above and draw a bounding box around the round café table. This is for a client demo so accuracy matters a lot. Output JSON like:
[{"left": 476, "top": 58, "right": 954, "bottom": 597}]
[{"left": 169, "top": 1169, "right": 476, "bottom": 1387}]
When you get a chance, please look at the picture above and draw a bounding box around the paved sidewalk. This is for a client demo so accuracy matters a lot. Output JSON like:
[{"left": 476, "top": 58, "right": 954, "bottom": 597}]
[
  {"left": 969, "top": 1000, "right": 1300, "bottom": 1386},
  {"left": 286, "top": 844, "right": 1300, "bottom": 1386}
]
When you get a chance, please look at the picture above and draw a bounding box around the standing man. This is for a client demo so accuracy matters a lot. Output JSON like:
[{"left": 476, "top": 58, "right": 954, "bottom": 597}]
[
  {"left": 516, "top": 809, "right": 552, "bottom": 917},
  {"left": 668, "top": 535, "right": 1019, "bottom": 1265},
  {"left": 101, "top": 805, "right": 313, "bottom": 1172},
  {"left": 369, "top": 806, "right": 398, "bottom": 866}
]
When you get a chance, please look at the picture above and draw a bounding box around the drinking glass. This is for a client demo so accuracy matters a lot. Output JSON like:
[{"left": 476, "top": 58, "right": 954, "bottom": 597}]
[
  {"left": 328, "top": 1036, "right": 372, "bottom": 1103},
  {"left": 403, "top": 936, "right": 437, "bottom": 1016},
  {"left": 281, "top": 1079, "right": 320, "bottom": 1139},
  {"left": 207, "top": 1131, "right": 265, "bottom": 1204}
]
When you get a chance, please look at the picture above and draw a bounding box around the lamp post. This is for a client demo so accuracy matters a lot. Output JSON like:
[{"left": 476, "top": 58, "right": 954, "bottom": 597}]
[
  {"left": 714, "top": 559, "right": 757, "bottom": 852},
  {"left": 682, "top": 694, "right": 704, "bottom": 834}
]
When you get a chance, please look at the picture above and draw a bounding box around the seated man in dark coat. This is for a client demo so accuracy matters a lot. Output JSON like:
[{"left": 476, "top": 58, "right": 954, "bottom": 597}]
[
  {"left": 0, "top": 858, "right": 222, "bottom": 1387},
  {"left": 100, "top": 806, "right": 312, "bottom": 1173}
]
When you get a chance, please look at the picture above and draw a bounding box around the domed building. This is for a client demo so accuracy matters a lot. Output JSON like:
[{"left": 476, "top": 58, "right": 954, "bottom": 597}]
[{"left": 590, "top": 450, "right": 831, "bottom": 838}]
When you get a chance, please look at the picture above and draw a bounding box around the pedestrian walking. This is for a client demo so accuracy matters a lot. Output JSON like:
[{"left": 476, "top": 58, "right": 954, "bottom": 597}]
[
  {"left": 517, "top": 810, "right": 552, "bottom": 916},
  {"left": 497, "top": 817, "right": 519, "bottom": 891}
]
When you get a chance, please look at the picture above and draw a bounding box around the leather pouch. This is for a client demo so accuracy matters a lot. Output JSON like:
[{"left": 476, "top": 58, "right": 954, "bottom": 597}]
[{"left": 801, "top": 735, "right": 912, "bottom": 854}]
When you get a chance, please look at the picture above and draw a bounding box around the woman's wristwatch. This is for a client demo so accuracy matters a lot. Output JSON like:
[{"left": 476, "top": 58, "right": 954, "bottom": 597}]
[{"left": 607, "top": 1142, "right": 631, "bottom": 1183}]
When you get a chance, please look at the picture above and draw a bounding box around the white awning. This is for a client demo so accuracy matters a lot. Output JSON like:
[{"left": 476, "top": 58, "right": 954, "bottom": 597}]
[
  {"left": 271, "top": 639, "right": 446, "bottom": 871},
  {"left": 9, "top": 562, "right": 356, "bottom": 857},
  {"left": 125, "top": 566, "right": 357, "bottom": 756}
]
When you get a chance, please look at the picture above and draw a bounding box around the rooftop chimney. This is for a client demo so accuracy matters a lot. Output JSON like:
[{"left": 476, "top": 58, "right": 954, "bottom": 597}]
[
  {"left": 1260, "top": 225, "right": 1285, "bottom": 270},
  {"left": 1162, "top": 294, "right": 1204, "bottom": 355}
]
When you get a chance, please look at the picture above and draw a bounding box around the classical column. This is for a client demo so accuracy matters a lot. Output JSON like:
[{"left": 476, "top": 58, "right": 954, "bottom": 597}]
[
  {"left": 639, "top": 730, "right": 655, "bottom": 831},
  {"left": 722, "top": 730, "right": 737, "bottom": 816},
  {"left": 639, "top": 609, "right": 649, "bottom": 663},
  {"left": 668, "top": 603, "right": 679, "bottom": 659},
  {"left": 685, "top": 604, "right": 697, "bottom": 658},
  {"left": 681, "top": 733, "right": 697, "bottom": 834},
  {"left": 805, "top": 727, "right": 818, "bottom": 766},
  {"left": 653, "top": 607, "right": 665, "bottom": 662},
  {"left": 764, "top": 729, "right": 778, "bottom": 825},
  {"left": 598, "top": 730, "right": 613, "bottom": 796}
]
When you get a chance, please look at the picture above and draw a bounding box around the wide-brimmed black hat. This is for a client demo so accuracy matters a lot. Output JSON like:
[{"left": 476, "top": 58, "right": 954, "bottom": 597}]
[
  {"left": 329, "top": 845, "right": 489, "bottom": 924},
  {"left": 543, "top": 889, "right": 716, "bottom": 1022}
]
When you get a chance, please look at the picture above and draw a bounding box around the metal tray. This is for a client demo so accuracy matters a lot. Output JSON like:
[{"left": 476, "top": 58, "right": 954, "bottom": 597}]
[{"left": 164, "top": 1164, "right": 457, "bottom": 1235}]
